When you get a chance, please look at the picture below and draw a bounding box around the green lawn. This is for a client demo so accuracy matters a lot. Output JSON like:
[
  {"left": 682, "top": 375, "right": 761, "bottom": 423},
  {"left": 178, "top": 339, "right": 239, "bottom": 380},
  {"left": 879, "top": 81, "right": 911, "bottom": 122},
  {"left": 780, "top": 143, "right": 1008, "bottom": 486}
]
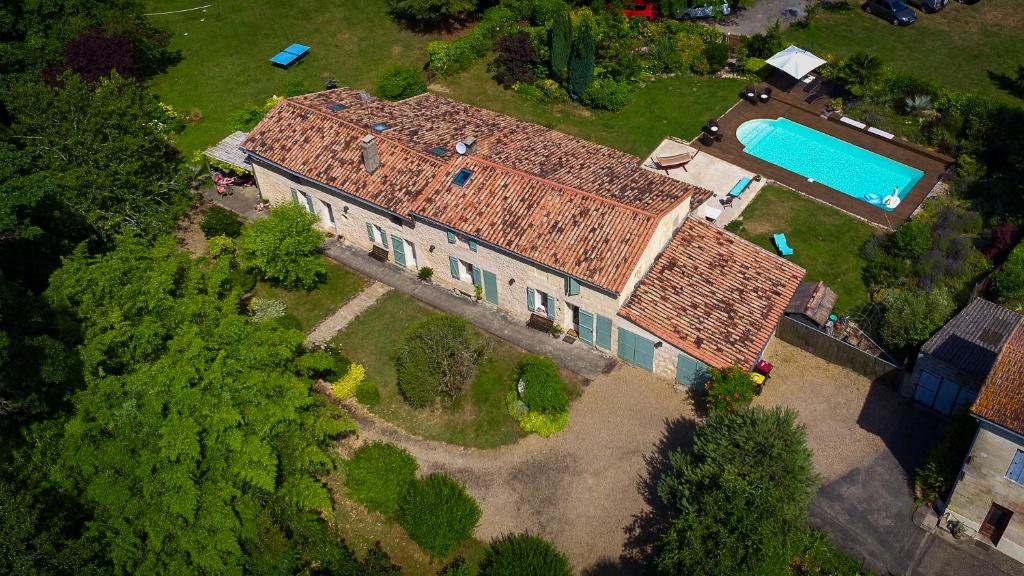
[
  {"left": 786, "top": 0, "right": 1024, "bottom": 103},
  {"left": 143, "top": 0, "right": 444, "bottom": 153},
  {"left": 735, "top": 186, "right": 879, "bottom": 313},
  {"left": 437, "top": 61, "right": 745, "bottom": 157},
  {"left": 251, "top": 258, "right": 365, "bottom": 332},
  {"left": 332, "top": 291, "right": 580, "bottom": 448}
]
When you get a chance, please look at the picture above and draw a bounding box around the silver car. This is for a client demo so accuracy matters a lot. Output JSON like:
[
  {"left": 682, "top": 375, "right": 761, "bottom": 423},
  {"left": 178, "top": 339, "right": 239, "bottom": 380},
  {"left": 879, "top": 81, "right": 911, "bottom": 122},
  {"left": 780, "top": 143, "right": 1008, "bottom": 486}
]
[{"left": 674, "top": 2, "right": 731, "bottom": 20}]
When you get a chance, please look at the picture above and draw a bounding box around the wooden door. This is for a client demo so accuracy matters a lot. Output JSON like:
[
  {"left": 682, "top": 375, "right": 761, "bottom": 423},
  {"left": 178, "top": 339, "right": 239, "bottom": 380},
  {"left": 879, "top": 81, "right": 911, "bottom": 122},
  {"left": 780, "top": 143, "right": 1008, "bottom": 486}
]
[{"left": 981, "top": 503, "right": 1013, "bottom": 545}]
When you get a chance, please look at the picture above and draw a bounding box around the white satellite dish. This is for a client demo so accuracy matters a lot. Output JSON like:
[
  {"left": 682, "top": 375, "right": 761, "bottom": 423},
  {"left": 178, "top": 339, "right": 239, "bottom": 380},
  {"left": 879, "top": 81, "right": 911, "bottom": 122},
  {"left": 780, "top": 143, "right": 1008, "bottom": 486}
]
[{"left": 455, "top": 141, "right": 468, "bottom": 155}]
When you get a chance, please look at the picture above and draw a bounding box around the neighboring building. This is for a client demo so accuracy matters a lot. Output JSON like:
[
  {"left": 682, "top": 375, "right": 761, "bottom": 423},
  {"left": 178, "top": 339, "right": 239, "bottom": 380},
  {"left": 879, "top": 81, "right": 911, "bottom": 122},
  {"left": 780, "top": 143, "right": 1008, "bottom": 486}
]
[
  {"left": 241, "top": 88, "right": 804, "bottom": 384},
  {"left": 946, "top": 322, "right": 1024, "bottom": 563},
  {"left": 901, "top": 298, "right": 1023, "bottom": 415}
]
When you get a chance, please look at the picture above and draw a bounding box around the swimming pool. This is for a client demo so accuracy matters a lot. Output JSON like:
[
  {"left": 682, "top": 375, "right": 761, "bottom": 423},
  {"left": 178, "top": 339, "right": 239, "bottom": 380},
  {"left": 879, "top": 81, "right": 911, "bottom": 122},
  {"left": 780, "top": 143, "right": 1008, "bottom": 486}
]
[{"left": 736, "top": 118, "right": 924, "bottom": 211}]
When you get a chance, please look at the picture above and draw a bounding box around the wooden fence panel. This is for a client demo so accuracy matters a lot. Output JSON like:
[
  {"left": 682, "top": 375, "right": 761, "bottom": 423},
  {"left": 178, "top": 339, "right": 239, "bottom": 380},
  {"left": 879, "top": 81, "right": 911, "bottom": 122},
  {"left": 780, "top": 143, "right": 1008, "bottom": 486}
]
[{"left": 777, "top": 316, "right": 903, "bottom": 386}]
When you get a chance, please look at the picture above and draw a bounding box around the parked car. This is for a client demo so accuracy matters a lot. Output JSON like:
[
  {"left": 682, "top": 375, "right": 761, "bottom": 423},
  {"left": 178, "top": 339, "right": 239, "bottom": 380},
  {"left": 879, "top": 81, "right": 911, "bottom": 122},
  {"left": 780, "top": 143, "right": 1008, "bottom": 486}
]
[
  {"left": 622, "top": 0, "right": 658, "bottom": 21},
  {"left": 674, "top": 2, "right": 731, "bottom": 20},
  {"left": 913, "top": 0, "right": 949, "bottom": 12},
  {"left": 863, "top": 0, "right": 918, "bottom": 25}
]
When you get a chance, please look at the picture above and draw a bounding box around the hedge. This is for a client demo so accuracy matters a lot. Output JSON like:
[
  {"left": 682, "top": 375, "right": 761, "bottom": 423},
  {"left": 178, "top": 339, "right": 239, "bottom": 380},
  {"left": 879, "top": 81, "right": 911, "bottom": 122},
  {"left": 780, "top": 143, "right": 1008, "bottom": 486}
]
[{"left": 427, "top": 6, "right": 516, "bottom": 76}]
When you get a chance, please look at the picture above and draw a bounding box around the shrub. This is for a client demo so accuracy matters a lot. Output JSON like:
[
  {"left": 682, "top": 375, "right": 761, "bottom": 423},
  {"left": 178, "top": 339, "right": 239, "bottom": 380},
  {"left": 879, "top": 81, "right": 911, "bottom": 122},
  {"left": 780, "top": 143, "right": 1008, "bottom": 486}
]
[
  {"left": 880, "top": 288, "right": 955, "bottom": 350},
  {"left": 704, "top": 364, "right": 755, "bottom": 414},
  {"left": 744, "top": 56, "right": 771, "bottom": 80},
  {"left": 250, "top": 297, "right": 287, "bottom": 323},
  {"left": 580, "top": 77, "right": 633, "bottom": 111},
  {"left": 230, "top": 95, "right": 282, "bottom": 131},
  {"left": 207, "top": 235, "right": 235, "bottom": 260},
  {"left": 506, "top": 391, "right": 569, "bottom": 437},
  {"left": 399, "top": 473, "right": 481, "bottom": 557},
  {"left": 439, "top": 558, "right": 474, "bottom": 576},
  {"left": 200, "top": 205, "right": 243, "bottom": 238},
  {"left": 295, "top": 348, "right": 349, "bottom": 381},
  {"left": 283, "top": 78, "right": 313, "bottom": 97},
  {"left": 790, "top": 528, "right": 865, "bottom": 576},
  {"left": 956, "top": 153, "right": 987, "bottom": 181},
  {"left": 889, "top": 217, "right": 932, "bottom": 260},
  {"left": 516, "top": 356, "right": 567, "bottom": 414},
  {"left": 395, "top": 315, "right": 482, "bottom": 407},
  {"left": 237, "top": 203, "right": 326, "bottom": 289},
  {"left": 427, "top": 6, "right": 516, "bottom": 76},
  {"left": 417, "top": 266, "right": 434, "bottom": 281},
  {"left": 676, "top": 32, "right": 708, "bottom": 75},
  {"left": 703, "top": 42, "right": 730, "bottom": 73},
  {"left": 744, "top": 20, "right": 783, "bottom": 58},
  {"left": 568, "top": 19, "right": 595, "bottom": 99},
  {"left": 63, "top": 29, "right": 136, "bottom": 82},
  {"left": 356, "top": 379, "right": 382, "bottom": 406},
  {"left": 387, "top": 0, "right": 478, "bottom": 26},
  {"left": 994, "top": 243, "right": 1024, "bottom": 306},
  {"left": 480, "top": 533, "right": 572, "bottom": 576},
  {"left": 376, "top": 66, "right": 427, "bottom": 101},
  {"left": 345, "top": 442, "right": 418, "bottom": 516},
  {"left": 913, "top": 408, "right": 977, "bottom": 506},
  {"left": 549, "top": 7, "right": 572, "bottom": 79},
  {"left": 332, "top": 363, "right": 366, "bottom": 399},
  {"left": 492, "top": 31, "right": 539, "bottom": 88}
]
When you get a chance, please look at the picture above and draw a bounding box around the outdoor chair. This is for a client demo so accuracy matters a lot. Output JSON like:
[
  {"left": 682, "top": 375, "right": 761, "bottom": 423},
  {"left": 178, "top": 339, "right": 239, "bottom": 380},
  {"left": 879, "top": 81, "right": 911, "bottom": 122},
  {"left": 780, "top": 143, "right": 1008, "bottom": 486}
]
[
  {"left": 759, "top": 87, "right": 772, "bottom": 103},
  {"left": 773, "top": 233, "right": 794, "bottom": 257},
  {"left": 744, "top": 85, "right": 756, "bottom": 103}
]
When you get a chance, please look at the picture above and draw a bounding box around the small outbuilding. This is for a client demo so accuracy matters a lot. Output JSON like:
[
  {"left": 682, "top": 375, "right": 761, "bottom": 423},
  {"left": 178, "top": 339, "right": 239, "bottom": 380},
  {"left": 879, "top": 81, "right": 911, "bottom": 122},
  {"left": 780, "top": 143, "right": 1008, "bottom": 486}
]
[{"left": 785, "top": 281, "right": 837, "bottom": 329}]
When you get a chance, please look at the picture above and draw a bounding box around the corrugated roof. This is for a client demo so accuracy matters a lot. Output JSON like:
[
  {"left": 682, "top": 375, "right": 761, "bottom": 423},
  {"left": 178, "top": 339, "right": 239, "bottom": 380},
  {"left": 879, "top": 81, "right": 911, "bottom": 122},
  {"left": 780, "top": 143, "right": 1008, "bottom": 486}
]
[
  {"left": 204, "top": 131, "right": 251, "bottom": 171},
  {"left": 618, "top": 219, "right": 805, "bottom": 369},
  {"left": 920, "top": 298, "right": 1023, "bottom": 386},
  {"left": 973, "top": 322, "right": 1024, "bottom": 436}
]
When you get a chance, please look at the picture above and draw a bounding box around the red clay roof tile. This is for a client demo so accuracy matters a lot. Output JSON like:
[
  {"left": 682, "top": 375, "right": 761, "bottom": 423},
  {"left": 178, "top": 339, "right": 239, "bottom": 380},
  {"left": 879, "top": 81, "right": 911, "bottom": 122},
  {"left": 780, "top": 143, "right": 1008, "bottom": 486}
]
[{"left": 973, "top": 323, "right": 1024, "bottom": 436}]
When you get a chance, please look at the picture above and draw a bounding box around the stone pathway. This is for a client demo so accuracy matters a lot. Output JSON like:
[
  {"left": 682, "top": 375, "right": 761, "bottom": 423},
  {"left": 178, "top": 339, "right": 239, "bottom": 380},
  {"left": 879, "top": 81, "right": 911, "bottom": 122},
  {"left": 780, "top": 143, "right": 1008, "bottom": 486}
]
[{"left": 306, "top": 281, "right": 392, "bottom": 345}]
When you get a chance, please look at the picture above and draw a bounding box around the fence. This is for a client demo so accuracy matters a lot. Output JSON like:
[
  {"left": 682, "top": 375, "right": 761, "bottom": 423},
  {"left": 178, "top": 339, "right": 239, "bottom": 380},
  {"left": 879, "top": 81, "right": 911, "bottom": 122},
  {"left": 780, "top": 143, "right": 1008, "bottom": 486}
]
[{"left": 777, "top": 316, "right": 903, "bottom": 386}]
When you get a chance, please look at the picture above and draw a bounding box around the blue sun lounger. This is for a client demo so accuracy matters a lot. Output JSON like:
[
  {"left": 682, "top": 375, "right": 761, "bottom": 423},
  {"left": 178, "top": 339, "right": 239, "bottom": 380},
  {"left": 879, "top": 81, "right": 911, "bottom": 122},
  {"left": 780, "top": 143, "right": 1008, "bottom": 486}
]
[
  {"left": 270, "top": 43, "right": 310, "bottom": 67},
  {"left": 728, "top": 176, "right": 753, "bottom": 198},
  {"left": 773, "top": 233, "right": 794, "bottom": 257}
]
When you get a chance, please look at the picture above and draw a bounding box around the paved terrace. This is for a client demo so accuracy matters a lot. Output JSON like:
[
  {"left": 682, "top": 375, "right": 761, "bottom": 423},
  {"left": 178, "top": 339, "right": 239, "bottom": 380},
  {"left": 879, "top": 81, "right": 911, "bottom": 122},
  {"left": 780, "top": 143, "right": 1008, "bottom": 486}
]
[{"left": 698, "top": 93, "right": 952, "bottom": 229}]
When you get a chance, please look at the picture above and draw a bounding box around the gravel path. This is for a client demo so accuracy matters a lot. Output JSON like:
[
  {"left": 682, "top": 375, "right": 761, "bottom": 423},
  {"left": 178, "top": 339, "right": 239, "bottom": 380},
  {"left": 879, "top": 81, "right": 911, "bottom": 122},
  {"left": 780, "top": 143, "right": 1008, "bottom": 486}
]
[
  {"left": 716, "top": 0, "right": 811, "bottom": 36},
  {"left": 306, "top": 281, "right": 391, "bottom": 345},
  {"left": 337, "top": 363, "right": 698, "bottom": 575}
]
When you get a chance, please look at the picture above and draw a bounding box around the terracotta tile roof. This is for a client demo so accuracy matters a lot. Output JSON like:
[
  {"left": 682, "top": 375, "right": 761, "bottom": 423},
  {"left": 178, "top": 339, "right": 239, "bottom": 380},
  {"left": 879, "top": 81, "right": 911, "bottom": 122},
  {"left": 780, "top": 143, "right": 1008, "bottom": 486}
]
[
  {"left": 244, "top": 88, "right": 714, "bottom": 292},
  {"left": 618, "top": 219, "right": 805, "bottom": 368},
  {"left": 973, "top": 322, "right": 1024, "bottom": 436},
  {"left": 919, "top": 298, "right": 1023, "bottom": 387},
  {"left": 414, "top": 155, "right": 660, "bottom": 291}
]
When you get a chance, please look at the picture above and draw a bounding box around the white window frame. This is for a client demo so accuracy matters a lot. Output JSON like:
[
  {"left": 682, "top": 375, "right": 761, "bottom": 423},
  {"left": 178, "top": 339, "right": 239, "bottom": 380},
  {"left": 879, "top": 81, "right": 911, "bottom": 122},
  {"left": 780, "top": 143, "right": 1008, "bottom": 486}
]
[
  {"left": 371, "top": 224, "right": 387, "bottom": 246},
  {"left": 534, "top": 289, "right": 550, "bottom": 315},
  {"left": 457, "top": 259, "right": 474, "bottom": 283},
  {"left": 321, "top": 199, "right": 335, "bottom": 226}
]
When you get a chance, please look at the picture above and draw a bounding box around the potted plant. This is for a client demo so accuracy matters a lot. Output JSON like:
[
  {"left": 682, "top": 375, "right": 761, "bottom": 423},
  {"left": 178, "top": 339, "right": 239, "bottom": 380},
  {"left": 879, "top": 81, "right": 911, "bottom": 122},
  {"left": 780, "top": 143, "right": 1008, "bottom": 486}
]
[
  {"left": 549, "top": 324, "right": 564, "bottom": 338},
  {"left": 417, "top": 266, "right": 433, "bottom": 282}
]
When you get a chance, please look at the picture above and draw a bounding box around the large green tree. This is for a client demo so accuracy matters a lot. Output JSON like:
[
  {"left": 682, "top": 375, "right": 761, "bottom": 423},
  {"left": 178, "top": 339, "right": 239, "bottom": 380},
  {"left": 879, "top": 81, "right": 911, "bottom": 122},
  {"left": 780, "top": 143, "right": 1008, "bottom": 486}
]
[
  {"left": 45, "top": 237, "right": 355, "bottom": 575},
  {"left": 656, "top": 407, "right": 817, "bottom": 576},
  {"left": 237, "top": 202, "right": 326, "bottom": 289},
  {"left": 568, "top": 19, "right": 595, "bottom": 99},
  {"left": 387, "top": 0, "right": 477, "bottom": 27},
  {"left": 549, "top": 8, "right": 572, "bottom": 81}
]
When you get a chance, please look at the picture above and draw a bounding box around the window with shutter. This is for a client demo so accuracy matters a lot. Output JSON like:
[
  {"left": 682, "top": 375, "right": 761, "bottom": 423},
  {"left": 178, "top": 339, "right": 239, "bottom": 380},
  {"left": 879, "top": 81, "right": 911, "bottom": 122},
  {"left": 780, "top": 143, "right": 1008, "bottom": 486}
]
[
  {"left": 527, "top": 287, "right": 536, "bottom": 311},
  {"left": 578, "top": 309, "right": 594, "bottom": 344},
  {"left": 566, "top": 277, "right": 580, "bottom": 296},
  {"left": 1008, "top": 450, "right": 1024, "bottom": 484},
  {"left": 482, "top": 270, "right": 498, "bottom": 304},
  {"left": 449, "top": 256, "right": 460, "bottom": 279},
  {"left": 365, "top": 222, "right": 375, "bottom": 242},
  {"left": 291, "top": 188, "right": 300, "bottom": 203},
  {"left": 469, "top": 239, "right": 477, "bottom": 252},
  {"left": 303, "top": 192, "right": 315, "bottom": 214},
  {"left": 391, "top": 234, "right": 406, "bottom": 267},
  {"left": 447, "top": 231, "right": 457, "bottom": 244},
  {"left": 546, "top": 296, "right": 556, "bottom": 320},
  {"left": 471, "top": 267, "right": 482, "bottom": 287}
]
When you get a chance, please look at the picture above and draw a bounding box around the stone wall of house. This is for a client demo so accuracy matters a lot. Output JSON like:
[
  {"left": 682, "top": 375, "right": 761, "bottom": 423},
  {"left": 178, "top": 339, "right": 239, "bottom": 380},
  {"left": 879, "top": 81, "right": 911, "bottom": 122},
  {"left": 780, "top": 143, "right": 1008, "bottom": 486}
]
[
  {"left": 616, "top": 197, "right": 691, "bottom": 307},
  {"left": 946, "top": 422, "right": 1024, "bottom": 562}
]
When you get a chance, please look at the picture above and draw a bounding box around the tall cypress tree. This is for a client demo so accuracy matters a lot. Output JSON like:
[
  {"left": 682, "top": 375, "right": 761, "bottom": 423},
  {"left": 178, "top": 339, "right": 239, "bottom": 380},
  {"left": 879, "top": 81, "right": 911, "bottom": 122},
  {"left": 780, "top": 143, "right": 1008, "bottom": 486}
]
[
  {"left": 549, "top": 8, "right": 572, "bottom": 82},
  {"left": 568, "top": 19, "right": 594, "bottom": 99}
]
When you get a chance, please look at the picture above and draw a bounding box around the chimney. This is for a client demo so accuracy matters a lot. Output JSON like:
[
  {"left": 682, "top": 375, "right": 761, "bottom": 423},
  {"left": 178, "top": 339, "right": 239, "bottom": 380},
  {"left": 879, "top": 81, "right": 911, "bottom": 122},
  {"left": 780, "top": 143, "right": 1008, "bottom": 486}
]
[
  {"left": 361, "top": 134, "right": 380, "bottom": 174},
  {"left": 462, "top": 136, "right": 477, "bottom": 155}
]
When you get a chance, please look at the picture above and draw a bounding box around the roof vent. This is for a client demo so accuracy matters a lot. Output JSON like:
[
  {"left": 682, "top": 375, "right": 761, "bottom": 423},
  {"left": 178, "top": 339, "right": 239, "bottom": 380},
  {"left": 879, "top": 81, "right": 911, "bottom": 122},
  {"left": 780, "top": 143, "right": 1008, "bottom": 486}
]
[
  {"left": 361, "top": 134, "right": 380, "bottom": 175},
  {"left": 456, "top": 136, "right": 477, "bottom": 155},
  {"left": 327, "top": 103, "right": 347, "bottom": 112},
  {"left": 452, "top": 168, "right": 473, "bottom": 187}
]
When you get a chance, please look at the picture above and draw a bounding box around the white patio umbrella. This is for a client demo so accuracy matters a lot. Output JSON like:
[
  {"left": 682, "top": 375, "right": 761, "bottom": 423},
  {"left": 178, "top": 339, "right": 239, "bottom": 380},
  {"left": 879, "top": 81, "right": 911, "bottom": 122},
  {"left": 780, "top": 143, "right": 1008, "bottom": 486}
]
[{"left": 765, "top": 45, "right": 827, "bottom": 80}]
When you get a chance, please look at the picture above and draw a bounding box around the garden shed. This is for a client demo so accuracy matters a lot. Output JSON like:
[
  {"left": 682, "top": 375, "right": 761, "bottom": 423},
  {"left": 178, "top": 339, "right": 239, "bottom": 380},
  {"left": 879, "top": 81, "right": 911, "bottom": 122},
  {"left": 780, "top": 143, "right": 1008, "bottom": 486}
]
[{"left": 785, "top": 281, "right": 837, "bottom": 329}]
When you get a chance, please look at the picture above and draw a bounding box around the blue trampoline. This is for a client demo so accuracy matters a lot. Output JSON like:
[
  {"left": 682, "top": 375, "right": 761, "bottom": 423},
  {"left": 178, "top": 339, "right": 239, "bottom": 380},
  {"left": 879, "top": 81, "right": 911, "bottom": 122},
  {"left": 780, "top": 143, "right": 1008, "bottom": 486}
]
[{"left": 270, "top": 43, "right": 310, "bottom": 67}]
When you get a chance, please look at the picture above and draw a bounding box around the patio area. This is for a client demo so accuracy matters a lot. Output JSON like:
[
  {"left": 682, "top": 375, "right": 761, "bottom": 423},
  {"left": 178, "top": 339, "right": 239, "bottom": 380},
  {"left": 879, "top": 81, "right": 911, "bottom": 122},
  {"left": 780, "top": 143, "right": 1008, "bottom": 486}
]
[{"left": 643, "top": 136, "right": 765, "bottom": 227}]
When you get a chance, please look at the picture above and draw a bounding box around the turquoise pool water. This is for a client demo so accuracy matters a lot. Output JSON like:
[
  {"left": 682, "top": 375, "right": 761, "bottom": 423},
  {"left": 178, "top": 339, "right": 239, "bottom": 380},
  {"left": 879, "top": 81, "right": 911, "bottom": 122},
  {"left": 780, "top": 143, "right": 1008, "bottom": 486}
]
[{"left": 736, "top": 118, "right": 924, "bottom": 211}]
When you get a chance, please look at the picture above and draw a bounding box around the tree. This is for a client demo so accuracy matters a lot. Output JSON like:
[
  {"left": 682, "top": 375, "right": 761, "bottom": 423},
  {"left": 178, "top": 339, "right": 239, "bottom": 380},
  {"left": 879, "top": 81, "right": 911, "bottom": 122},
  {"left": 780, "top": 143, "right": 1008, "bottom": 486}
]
[
  {"left": 568, "top": 19, "right": 595, "bottom": 99},
  {"left": 56, "top": 29, "right": 136, "bottom": 82},
  {"left": 387, "top": 0, "right": 478, "bottom": 27},
  {"left": 880, "top": 288, "right": 955, "bottom": 350},
  {"left": 376, "top": 66, "right": 428, "bottom": 101},
  {"left": 549, "top": 8, "right": 572, "bottom": 81},
  {"left": 237, "top": 203, "right": 326, "bottom": 289},
  {"left": 395, "top": 315, "right": 482, "bottom": 407},
  {"left": 994, "top": 243, "right": 1024, "bottom": 306},
  {"left": 492, "top": 31, "right": 540, "bottom": 88},
  {"left": 656, "top": 407, "right": 817, "bottom": 576},
  {"left": 480, "top": 533, "right": 572, "bottom": 576},
  {"left": 840, "top": 51, "right": 884, "bottom": 96},
  {"left": 45, "top": 237, "right": 357, "bottom": 574}
]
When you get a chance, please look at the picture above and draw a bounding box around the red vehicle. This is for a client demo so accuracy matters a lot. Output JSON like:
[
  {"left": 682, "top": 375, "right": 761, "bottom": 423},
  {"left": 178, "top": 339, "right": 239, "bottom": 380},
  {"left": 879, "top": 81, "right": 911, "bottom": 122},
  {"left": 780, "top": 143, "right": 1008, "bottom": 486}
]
[{"left": 622, "top": 1, "right": 658, "bottom": 20}]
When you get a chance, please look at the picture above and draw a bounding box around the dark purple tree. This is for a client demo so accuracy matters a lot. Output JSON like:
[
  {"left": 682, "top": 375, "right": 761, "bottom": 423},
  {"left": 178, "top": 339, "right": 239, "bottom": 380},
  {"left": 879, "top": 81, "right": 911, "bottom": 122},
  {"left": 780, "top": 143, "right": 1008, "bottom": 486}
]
[
  {"left": 492, "top": 31, "right": 539, "bottom": 88},
  {"left": 61, "top": 29, "right": 136, "bottom": 83},
  {"left": 985, "top": 223, "right": 1020, "bottom": 261}
]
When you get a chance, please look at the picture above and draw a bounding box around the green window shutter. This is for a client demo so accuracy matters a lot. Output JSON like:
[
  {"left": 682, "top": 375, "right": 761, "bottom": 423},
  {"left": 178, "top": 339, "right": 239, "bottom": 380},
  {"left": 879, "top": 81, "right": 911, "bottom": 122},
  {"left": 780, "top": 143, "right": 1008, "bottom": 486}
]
[
  {"left": 365, "top": 222, "right": 374, "bottom": 242},
  {"left": 291, "top": 188, "right": 299, "bottom": 203},
  {"left": 596, "top": 315, "right": 612, "bottom": 350},
  {"left": 546, "top": 295, "right": 557, "bottom": 320},
  {"left": 483, "top": 270, "right": 498, "bottom": 304},
  {"left": 468, "top": 239, "right": 478, "bottom": 252},
  {"left": 578, "top": 309, "right": 594, "bottom": 344},
  {"left": 634, "top": 335, "right": 655, "bottom": 372},
  {"left": 391, "top": 234, "right": 406, "bottom": 266},
  {"left": 447, "top": 231, "right": 457, "bottom": 244},
  {"left": 449, "top": 256, "right": 460, "bottom": 279},
  {"left": 617, "top": 328, "right": 635, "bottom": 362},
  {"left": 380, "top": 230, "right": 389, "bottom": 250},
  {"left": 304, "top": 193, "right": 315, "bottom": 214},
  {"left": 527, "top": 287, "right": 536, "bottom": 311},
  {"left": 471, "top": 267, "right": 482, "bottom": 287},
  {"left": 676, "top": 354, "right": 709, "bottom": 390},
  {"left": 566, "top": 277, "right": 580, "bottom": 296}
]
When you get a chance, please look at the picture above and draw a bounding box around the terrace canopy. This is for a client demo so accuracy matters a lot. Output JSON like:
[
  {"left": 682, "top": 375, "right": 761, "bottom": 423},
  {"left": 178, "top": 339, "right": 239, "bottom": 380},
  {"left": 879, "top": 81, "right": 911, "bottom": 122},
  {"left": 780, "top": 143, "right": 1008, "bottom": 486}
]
[
  {"left": 765, "top": 45, "right": 826, "bottom": 80},
  {"left": 204, "top": 131, "right": 252, "bottom": 172}
]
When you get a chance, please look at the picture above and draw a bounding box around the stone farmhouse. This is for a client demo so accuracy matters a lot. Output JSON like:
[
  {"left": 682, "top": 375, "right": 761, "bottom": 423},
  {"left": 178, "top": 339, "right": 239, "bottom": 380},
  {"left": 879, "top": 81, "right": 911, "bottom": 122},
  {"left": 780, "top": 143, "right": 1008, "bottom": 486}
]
[{"left": 241, "top": 88, "right": 804, "bottom": 386}]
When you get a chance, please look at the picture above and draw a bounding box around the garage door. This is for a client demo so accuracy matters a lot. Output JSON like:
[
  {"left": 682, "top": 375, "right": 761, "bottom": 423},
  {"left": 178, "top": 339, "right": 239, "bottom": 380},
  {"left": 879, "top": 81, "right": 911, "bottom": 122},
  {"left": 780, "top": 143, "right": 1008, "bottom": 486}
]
[
  {"left": 914, "top": 370, "right": 977, "bottom": 415},
  {"left": 617, "top": 328, "right": 655, "bottom": 372}
]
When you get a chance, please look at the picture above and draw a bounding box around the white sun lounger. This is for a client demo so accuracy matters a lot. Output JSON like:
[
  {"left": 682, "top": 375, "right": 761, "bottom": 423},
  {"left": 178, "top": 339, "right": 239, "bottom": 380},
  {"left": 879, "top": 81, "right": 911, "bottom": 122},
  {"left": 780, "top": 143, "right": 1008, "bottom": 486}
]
[
  {"left": 839, "top": 116, "right": 867, "bottom": 130},
  {"left": 867, "top": 126, "right": 895, "bottom": 140}
]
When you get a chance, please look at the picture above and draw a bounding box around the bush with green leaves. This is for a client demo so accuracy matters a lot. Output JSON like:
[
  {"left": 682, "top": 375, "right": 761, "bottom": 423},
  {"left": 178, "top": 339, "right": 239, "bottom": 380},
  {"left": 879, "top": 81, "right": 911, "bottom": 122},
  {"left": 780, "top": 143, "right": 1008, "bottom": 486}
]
[
  {"left": 506, "top": 391, "right": 568, "bottom": 437},
  {"left": 399, "top": 473, "right": 481, "bottom": 557},
  {"left": 294, "top": 348, "right": 349, "bottom": 381},
  {"left": 427, "top": 6, "right": 515, "bottom": 75},
  {"left": 744, "top": 20, "right": 783, "bottom": 58},
  {"left": 250, "top": 297, "right": 287, "bottom": 323},
  {"left": 914, "top": 408, "right": 978, "bottom": 506},
  {"left": 703, "top": 42, "right": 730, "bottom": 73},
  {"left": 704, "top": 364, "right": 755, "bottom": 414},
  {"left": 889, "top": 216, "right": 932, "bottom": 260},
  {"left": 237, "top": 203, "right": 326, "bottom": 289},
  {"left": 355, "top": 379, "right": 382, "bottom": 406},
  {"left": 395, "top": 315, "right": 482, "bottom": 407},
  {"left": 376, "top": 66, "right": 428, "bottom": 101},
  {"left": 201, "top": 205, "right": 244, "bottom": 238},
  {"left": 417, "top": 266, "right": 434, "bottom": 281},
  {"left": 789, "top": 528, "right": 866, "bottom": 576},
  {"left": 345, "top": 442, "right": 418, "bottom": 516},
  {"left": 880, "top": 288, "right": 954, "bottom": 350},
  {"left": 580, "top": 77, "right": 632, "bottom": 111},
  {"left": 516, "top": 356, "right": 567, "bottom": 414},
  {"left": 994, "top": 242, "right": 1024, "bottom": 307},
  {"left": 480, "top": 533, "right": 572, "bottom": 576},
  {"left": 388, "top": 0, "right": 478, "bottom": 26},
  {"left": 439, "top": 557, "right": 475, "bottom": 576},
  {"left": 230, "top": 95, "right": 282, "bottom": 131}
]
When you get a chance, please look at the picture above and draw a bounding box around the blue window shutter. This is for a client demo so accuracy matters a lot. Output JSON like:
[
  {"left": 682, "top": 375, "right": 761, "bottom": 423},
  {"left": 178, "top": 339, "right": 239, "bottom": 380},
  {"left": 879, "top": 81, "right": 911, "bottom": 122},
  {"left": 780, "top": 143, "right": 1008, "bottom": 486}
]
[
  {"left": 483, "top": 270, "right": 498, "bottom": 304},
  {"left": 447, "top": 231, "right": 457, "bottom": 244},
  {"left": 469, "top": 239, "right": 477, "bottom": 252},
  {"left": 304, "top": 193, "right": 315, "bottom": 214},
  {"left": 1008, "top": 450, "right": 1024, "bottom": 483},
  {"left": 391, "top": 234, "right": 406, "bottom": 266},
  {"left": 449, "top": 256, "right": 460, "bottom": 279},
  {"left": 379, "top": 230, "right": 389, "bottom": 250},
  {"left": 365, "top": 222, "right": 374, "bottom": 242},
  {"left": 634, "top": 335, "right": 655, "bottom": 371},
  {"left": 471, "top": 267, "right": 482, "bottom": 287},
  {"left": 578, "top": 309, "right": 594, "bottom": 344},
  {"left": 596, "top": 315, "right": 612, "bottom": 350},
  {"left": 527, "top": 287, "right": 536, "bottom": 311},
  {"left": 617, "top": 328, "right": 635, "bottom": 362},
  {"left": 566, "top": 277, "right": 580, "bottom": 296},
  {"left": 547, "top": 296, "right": 557, "bottom": 320},
  {"left": 291, "top": 188, "right": 299, "bottom": 203}
]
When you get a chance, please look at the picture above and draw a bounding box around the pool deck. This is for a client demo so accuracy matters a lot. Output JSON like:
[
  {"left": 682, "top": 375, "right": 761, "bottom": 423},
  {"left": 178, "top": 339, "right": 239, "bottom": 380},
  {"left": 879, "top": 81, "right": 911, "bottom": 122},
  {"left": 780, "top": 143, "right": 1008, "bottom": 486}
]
[{"left": 695, "top": 94, "right": 953, "bottom": 229}]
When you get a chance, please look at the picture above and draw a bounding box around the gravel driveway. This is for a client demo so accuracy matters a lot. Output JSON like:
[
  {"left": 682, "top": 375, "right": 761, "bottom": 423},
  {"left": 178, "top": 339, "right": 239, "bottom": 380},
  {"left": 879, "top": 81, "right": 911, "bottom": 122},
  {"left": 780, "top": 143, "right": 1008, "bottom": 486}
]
[
  {"left": 340, "top": 363, "right": 697, "bottom": 575},
  {"left": 716, "top": 0, "right": 811, "bottom": 36}
]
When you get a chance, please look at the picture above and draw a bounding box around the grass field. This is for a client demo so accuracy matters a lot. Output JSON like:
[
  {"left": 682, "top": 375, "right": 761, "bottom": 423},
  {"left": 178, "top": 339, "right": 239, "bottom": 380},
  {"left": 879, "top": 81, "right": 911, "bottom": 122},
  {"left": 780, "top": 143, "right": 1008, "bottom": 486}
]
[
  {"left": 251, "top": 258, "right": 365, "bottom": 332},
  {"left": 332, "top": 292, "right": 578, "bottom": 448},
  {"left": 735, "top": 186, "right": 879, "bottom": 313},
  {"left": 786, "top": 0, "right": 1024, "bottom": 103},
  {"left": 143, "top": 0, "right": 444, "bottom": 153}
]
